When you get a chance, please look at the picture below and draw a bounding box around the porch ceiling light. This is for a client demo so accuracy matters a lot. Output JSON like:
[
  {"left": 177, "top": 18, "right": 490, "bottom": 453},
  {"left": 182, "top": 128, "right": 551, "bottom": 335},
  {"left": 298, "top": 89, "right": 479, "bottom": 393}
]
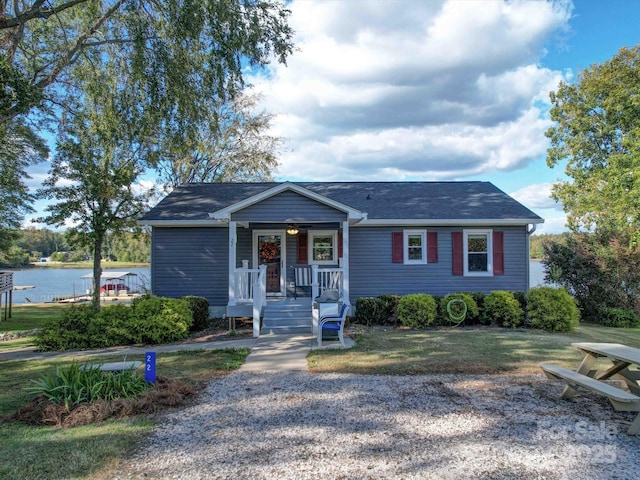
[{"left": 286, "top": 225, "right": 299, "bottom": 235}]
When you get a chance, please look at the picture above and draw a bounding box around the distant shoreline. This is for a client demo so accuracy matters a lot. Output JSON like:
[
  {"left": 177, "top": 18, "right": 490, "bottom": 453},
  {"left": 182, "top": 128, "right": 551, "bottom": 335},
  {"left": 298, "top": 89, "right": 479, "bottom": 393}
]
[{"left": 15, "top": 262, "right": 149, "bottom": 270}]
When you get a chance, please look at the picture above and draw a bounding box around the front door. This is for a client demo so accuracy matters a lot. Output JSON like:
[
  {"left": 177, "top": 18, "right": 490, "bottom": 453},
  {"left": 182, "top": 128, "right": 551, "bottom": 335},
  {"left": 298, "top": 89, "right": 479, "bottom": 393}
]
[{"left": 254, "top": 231, "right": 286, "bottom": 296}]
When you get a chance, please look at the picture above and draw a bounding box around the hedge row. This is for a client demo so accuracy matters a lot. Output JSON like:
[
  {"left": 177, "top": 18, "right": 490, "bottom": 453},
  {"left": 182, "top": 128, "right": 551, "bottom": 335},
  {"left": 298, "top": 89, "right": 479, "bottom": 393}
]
[
  {"left": 36, "top": 295, "right": 210, "bottom": 351},
  {"left": 354, "top": 287, "right": 582, "bottom": 332}
]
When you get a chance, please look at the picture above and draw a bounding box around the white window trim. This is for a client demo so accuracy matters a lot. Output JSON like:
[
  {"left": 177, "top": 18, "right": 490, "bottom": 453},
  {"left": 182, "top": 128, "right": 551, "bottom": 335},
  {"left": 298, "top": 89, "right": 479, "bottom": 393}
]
[
  {"left": 463, "top": 229, "right": 493, "bottom": 276},
  {"left": 308, "top": 230, "right": 338, "bottom": 265},
  {"left": 404, "top": 229, "right": 427, "bottom": 265}
]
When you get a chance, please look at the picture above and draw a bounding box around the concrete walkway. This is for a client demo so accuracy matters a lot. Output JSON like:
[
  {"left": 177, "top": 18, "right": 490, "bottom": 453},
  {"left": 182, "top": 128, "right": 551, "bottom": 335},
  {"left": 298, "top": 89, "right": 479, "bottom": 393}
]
[
  {"left": 0, "top": 334, "right": 354, "bottom": 371},
  {"left": 0, "top": 338, "right": 258, "bottom": 363},
  {"left": 240, "top": 334, "right": 315, "bottom": 372}
]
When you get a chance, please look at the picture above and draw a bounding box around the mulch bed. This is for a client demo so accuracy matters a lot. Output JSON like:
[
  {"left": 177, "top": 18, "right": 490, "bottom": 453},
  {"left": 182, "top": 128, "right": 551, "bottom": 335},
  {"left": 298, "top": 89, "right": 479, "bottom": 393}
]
[
  {"left": 6, "top": 376, "right": 198, "bottom": 428},
  {"left": 182, "top": 317, "right": 254, "bottom": 343}
]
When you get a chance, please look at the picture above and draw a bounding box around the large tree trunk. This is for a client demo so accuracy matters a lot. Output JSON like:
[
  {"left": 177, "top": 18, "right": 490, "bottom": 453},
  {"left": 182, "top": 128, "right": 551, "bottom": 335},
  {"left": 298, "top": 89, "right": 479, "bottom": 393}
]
[{"left": 92, "top": 233, "right": 104, "bottom": 311}]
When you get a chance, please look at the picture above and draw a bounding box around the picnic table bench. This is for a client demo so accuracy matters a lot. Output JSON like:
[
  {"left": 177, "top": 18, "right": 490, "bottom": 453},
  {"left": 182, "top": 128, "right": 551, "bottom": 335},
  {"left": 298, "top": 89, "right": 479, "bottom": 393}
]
[
  {"left": 80, "top": 361, "right": 142, "bottom": 372},
  {"left": 541, "top": 343, "right": 640, "bottom": 435}
]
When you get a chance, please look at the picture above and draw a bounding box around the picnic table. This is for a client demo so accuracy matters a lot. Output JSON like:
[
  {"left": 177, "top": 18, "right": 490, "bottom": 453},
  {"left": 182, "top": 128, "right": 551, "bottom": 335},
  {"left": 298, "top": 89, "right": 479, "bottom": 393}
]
[{"left": 541, "top": 342, "right": 640, "bottom": 435}]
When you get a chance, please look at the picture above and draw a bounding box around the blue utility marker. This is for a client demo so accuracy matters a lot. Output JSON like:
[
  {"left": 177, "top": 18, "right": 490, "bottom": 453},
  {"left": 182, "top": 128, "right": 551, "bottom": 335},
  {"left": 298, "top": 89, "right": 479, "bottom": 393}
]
[{"left": 145, "top": 351, "right": 156, "bottom": 383}]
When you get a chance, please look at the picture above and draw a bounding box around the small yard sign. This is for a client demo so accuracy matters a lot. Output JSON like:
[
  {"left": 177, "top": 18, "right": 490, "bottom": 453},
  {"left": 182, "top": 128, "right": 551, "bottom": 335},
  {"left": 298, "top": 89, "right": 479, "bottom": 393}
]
[{"left": 145, "top": 351, "right": 156, "bottom": 383}]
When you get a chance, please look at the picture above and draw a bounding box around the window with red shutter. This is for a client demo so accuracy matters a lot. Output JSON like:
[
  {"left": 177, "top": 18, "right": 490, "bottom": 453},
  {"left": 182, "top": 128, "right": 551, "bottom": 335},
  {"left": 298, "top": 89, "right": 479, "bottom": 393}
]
[
  {"left": 427, "top": 232, "right": 438, "bottom": 263},
  {"left": 493, "top": 231, "right": 504, "bottom": 275},
  {"left": 297, "top": 231, "right": 308, "bottom": 264},
  {"left": 452, "top": 231, "right": 463, "bottom": 275},
  {"left": 392, "top": 232, "right": 403, "bottom": 263}
]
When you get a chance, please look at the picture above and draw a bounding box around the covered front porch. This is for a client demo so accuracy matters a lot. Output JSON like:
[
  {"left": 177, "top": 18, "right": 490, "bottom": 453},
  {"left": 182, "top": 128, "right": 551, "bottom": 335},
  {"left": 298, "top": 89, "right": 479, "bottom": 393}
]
[
  {"left": 225, "top": 221, "right": 350, "bottom": 337},
  {"left": 208, "top": 182, "right": 367, "bottom": 337}
]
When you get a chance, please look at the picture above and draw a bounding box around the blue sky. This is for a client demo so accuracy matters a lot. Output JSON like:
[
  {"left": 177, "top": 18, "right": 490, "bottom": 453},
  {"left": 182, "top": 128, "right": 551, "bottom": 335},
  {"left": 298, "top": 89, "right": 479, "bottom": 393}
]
[
  {"left": 26, "top": 1, "right": 640, "bottom": 234},
  {"left": 246, "top": 0, "right": 640, "bottom": 234}
]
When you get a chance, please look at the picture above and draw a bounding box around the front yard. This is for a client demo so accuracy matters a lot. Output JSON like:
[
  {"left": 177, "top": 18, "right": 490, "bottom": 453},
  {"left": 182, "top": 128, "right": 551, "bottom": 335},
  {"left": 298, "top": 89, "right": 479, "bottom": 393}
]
[
  {"left": 2, "top": 302, "right": 640, "bottom": 479},
  {"left": 308, "top": 323, "right": 640, "bottom": 374}
]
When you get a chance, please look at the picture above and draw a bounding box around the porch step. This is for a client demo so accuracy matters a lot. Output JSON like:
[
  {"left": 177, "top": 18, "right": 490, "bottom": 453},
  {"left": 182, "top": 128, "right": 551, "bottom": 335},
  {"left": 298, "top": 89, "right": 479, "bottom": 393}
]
[{"left": 261, "top": 298, "right": 312, "bottom": 335}]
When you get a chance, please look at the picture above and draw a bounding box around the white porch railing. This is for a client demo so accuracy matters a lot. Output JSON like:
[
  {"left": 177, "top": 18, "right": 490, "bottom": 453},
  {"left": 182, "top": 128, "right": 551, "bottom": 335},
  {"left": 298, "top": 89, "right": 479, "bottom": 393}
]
[
  {"left": 232, "top": 266, "right": 266, "bottom": 337},
  {"left": 313, "top": 266, "right": 343, "bottom": 298},
  {"left": 231, "top": 265, "right": 343, "bottom": 337},
  {"left": 233, "top": 268, "right": 261, "bottom": 302},
  {"left": 252, "top": 265, "right": 267, "bottom": 337}
]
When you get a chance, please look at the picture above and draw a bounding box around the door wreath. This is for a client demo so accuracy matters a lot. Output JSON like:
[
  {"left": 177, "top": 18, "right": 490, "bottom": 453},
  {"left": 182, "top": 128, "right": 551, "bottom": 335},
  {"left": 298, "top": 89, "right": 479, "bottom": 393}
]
[{"left": 260, "top": 242, "right": 278, "bottom": 261}]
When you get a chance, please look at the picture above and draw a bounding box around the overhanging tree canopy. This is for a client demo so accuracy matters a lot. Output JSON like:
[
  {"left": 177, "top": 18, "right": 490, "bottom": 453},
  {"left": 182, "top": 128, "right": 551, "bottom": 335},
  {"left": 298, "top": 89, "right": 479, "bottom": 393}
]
[
  {"left": 546, "top": 45, "right": 640, "bottom": 240},
  {"left": 1, "top": 0, "right": 294, "bottom": 248},
  {"left": 1, "top": 0, "right": 294, "bottom": 125}
]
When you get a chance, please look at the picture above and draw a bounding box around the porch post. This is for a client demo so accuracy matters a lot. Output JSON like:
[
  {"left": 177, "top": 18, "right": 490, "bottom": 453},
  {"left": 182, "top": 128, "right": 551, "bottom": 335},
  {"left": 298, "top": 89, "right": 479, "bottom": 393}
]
[
  {"left": 311, "top": 264, "right": 319, "bottom": 335},
  {"left": 342, "top": 221, "right": 350, "bottom": 305},
  {"left": 311, "top": 264, "right": 319, "bottom": 300},
  {"left": 228, "top": 221, "right": 237, "bottom": 306}
]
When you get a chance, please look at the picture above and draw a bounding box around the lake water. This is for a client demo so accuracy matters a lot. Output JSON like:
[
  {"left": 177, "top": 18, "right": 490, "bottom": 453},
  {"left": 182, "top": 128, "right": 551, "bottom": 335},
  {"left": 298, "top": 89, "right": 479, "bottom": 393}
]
[
  {"left": 6, "top": 267, "right": 150, "bottom": 304},
  {"left": 5, "top": 262, "right": 548, "bottom": 304}
]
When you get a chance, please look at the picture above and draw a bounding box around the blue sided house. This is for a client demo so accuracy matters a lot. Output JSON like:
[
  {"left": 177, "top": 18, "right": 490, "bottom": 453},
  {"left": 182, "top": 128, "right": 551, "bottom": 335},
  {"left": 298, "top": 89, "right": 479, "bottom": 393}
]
[{"left": 139, "top": 181, "right": 544, "bottom": 337}]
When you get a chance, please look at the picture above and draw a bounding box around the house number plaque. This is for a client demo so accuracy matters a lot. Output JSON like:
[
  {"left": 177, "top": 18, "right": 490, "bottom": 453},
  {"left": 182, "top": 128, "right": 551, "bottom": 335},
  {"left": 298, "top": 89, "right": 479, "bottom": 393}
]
[{"left": 145, "top": 351, "right": 156, "bottom": 383}]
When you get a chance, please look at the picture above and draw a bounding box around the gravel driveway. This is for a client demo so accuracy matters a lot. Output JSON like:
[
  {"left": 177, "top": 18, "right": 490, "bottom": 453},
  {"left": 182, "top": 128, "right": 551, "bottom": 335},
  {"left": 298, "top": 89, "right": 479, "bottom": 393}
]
[{"left": 111, "top": 371, "right": 640, "bottom": 479}]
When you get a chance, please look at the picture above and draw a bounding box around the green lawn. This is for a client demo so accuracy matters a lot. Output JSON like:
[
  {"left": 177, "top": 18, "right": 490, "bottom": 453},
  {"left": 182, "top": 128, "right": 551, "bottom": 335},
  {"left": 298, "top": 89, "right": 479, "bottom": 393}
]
[
  {"left": 3, "top": 305, "right": 640, "bottom": 479},
  {"left": 0, "top": 348, "right": 249, "bottom": 480},
  {"left": 0, "top": 304, "right": 68, "bottom": 332},
  {"left": 308, "top": 323, "right": 640, "bottom": 375}
]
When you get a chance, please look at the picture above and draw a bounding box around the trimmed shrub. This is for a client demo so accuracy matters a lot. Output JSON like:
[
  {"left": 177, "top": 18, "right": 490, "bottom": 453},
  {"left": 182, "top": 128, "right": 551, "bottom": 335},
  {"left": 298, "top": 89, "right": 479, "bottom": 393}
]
[
  {"left": 484, "top": 290, "right": 524, "bottom": 328},
  {"left": 354, "top": 297, "right": 383, "bottom": 325},
  {"left": 377, "top": 294, "right": 401, "bottom": 325},
  {"left": 600, "top": 307, "right": 640, "bottom": 328},
  {"left": 129, "top": 295, "right": 193, "bottom": 344},
  {"left": 36, "top": 305, "right": 94, "bottom": 351},
  {"left": 355, "top": 296, "right": 399, "bottom": 325},
  {"left": 183, "top": 296, "right": 210, "bottom": 332},
  {"left": 397, "top": 294, "right": 437, "bottom": 328},
  {"left": 528, "top": 287, "right": 580, "bottom": 333},
  {"left": 36, "top": 295, "right": 193, "bottom": 351},
  {"left": 512, "top": 291, "right": 528, "bottom": 316},
  {"left": 468, "top": 292, "right": 489, "bottom": 325},
  {"left": 439, "top": 293, "right": 479, "bottom": 326},
  {"left": 88, "top": 304, "right": 135, "bottom": 347}
]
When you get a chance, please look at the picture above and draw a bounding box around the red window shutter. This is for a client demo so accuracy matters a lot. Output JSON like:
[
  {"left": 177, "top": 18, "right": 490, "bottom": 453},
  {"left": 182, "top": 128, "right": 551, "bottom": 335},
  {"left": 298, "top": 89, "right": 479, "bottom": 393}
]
[
  {"left": 297, "top": 232, "right": 308, "bottom": 264},
  {"left": 493, "top": 230, "right": 504, "bottom": 275},
  {"left": 452, "top": 231, "right": 463, "bottom": 275},
  {"left": 392, "top": 232, "right": 403, "bottom": 263},
  {"left": 338, "top": 231, "right": 343, "bottom": 258},
  {"left": 427, "top": 232, "right": 438, "bottom": 263}
]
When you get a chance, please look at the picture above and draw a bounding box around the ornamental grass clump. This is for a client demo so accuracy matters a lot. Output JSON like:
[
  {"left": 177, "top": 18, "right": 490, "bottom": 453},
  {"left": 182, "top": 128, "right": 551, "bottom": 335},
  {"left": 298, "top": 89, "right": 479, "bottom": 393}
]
[
  {"left": 28, "top": 362, "right": 150, "bottom": 412},
  {"left": 397, "top": 293, "right": 437, "bottom": 328}
]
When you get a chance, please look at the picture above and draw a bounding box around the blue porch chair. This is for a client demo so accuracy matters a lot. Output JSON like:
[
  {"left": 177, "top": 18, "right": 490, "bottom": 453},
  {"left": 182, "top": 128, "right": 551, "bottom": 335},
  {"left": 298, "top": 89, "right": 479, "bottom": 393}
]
[{"left": 317, "top": 302, "right": 349, "bottom": 347}]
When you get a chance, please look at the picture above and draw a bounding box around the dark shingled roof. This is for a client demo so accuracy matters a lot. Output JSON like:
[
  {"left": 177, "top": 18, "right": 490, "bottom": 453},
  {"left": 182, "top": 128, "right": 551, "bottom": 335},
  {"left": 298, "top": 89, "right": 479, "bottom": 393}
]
[{"left": 141, "top": 181, "right": 543, "bottom": 223}]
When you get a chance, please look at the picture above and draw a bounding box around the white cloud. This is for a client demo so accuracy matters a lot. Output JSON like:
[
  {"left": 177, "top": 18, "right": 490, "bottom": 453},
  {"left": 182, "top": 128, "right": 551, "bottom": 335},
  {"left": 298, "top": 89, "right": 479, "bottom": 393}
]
[
  {"left": 534, "top": 215, "right": 568, "bottom": 235},
  {"left": 250, "top": 0, "right": 574, "bottom": 182},
  {"left": 509, "top": 183, "right": 561, "bottom": 210}
]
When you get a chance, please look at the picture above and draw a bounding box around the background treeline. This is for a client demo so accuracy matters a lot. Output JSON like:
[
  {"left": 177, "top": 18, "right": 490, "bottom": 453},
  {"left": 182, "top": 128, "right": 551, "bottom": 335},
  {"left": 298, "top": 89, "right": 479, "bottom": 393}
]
[
  {"left": 0, "top": 228, "right": 150, "bottom": 268},
  {"left": 529, "top": 233, "right": 567, "bottom": 259}
]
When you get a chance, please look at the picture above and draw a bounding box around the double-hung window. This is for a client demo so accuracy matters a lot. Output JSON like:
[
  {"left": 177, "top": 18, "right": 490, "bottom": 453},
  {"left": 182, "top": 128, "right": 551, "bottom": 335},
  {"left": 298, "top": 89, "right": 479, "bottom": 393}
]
[
  {"left": 463, "top": 229, "right": 492, "bottom": 276},
  {"left": 309, "top": 230, "right": 337, "bottom": 265},
  {"left": 404, "top": 230, "right": 427, "bottom": 264}
]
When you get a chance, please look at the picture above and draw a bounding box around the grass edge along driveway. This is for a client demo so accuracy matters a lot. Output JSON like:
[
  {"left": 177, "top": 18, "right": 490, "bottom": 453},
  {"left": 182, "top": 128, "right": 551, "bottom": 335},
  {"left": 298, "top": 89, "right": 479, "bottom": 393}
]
[{"left": 0, "top": 348, "right": 249, "bottom": 480}]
